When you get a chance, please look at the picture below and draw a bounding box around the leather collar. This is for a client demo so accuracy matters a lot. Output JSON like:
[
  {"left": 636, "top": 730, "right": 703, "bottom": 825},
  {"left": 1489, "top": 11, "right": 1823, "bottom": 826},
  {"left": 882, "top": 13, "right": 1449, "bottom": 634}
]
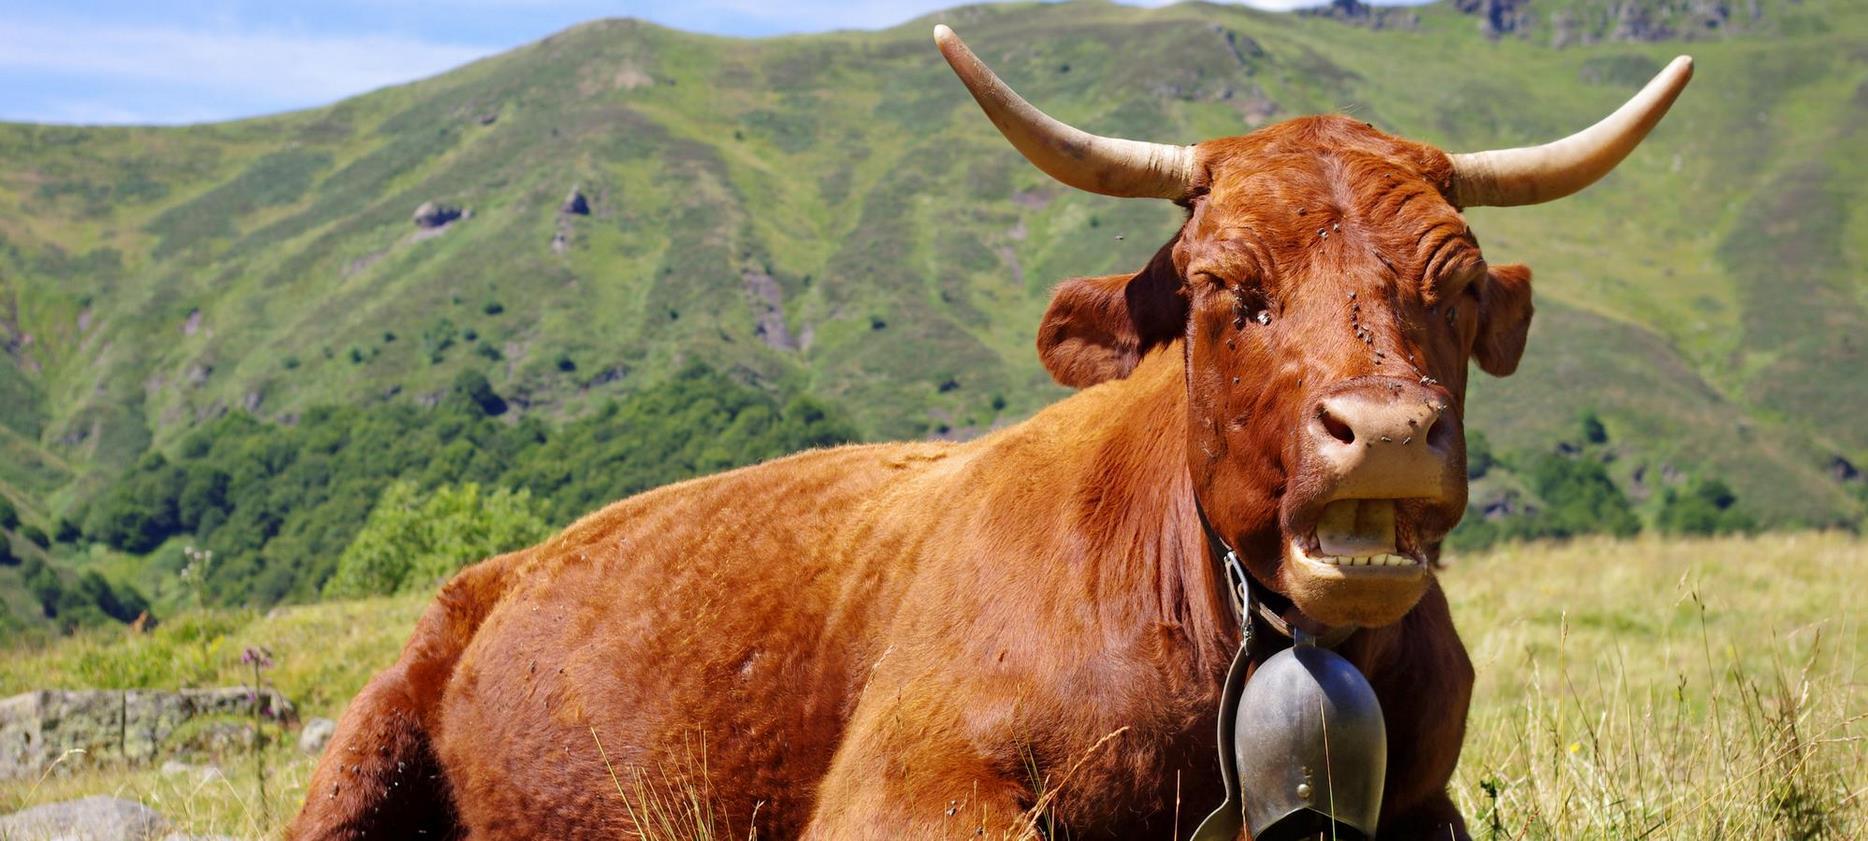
[{"left": 1193, "top": 495, "right": 1357, "bottom": 652}]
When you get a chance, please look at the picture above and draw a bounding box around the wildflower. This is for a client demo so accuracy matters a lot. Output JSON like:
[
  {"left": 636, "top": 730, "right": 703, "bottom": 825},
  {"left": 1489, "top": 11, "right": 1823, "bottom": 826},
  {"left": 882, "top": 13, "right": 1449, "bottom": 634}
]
[{"left": 241, "top": 646, "right": 274, "bottom": 670}]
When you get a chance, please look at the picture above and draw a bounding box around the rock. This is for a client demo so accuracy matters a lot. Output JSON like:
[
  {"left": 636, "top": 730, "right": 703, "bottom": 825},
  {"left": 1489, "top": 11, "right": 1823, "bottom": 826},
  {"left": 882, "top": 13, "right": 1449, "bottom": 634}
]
[
  {"left": 1299, "top": 0, "right": 1420, "bottom": 30},
  {"left": 1455, "top": 0, "right": 1534, "bottom": 38},
  {"left": 158, "top": 760, "right": 223, "bottom": 783},
  {"left": 741, "top": 269, "right": 795, "bottom": 351},
  {"left": 299, "top": 717, "right": 337, "bottom": 755},
  {"left": 411, "top": 201, "right": 463, "bottom": 229},
  {"left": 560, "top": 188, "right": 590, "bottom": 216},
  {"left": 171, "top": 721, "right": 255, "bottom": 760},
  {"left": 0, "top": 689, "right": 295, "bottom": 781},
  {"left": 0, "top": 796, "right": 168, "bottom": 841}
]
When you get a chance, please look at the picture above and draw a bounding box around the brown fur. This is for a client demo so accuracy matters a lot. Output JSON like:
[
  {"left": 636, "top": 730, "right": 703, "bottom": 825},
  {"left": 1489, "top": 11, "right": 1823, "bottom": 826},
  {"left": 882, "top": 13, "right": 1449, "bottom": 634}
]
[{"left": 289, "top": 115, "right": 1535, "bottom": 840}]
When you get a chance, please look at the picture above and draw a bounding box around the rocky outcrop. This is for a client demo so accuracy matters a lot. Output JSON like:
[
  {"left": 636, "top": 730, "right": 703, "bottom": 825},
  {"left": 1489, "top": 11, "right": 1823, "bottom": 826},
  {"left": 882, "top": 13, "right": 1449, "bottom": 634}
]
[
  {"left": 0, "top": 796, "right": 168, "bottom": 841},
  {"left": 1460, "top": 0, "right": 1755, "bottom": 46},
  {"left": 1300, "top": 0, "right": 1421, "bottom": 31},
  {"left": 560, "top": 187, "right": 590, "bottom": 216},
  {"left": 741, "top": 269, "right": 796, "bottom": 351},
  {"left": 0, "top": 688, "right": 294, "bottom": 781},
  {"left": 411, "top": 201, "right": 464, "bottom": 229},
  {"left": 1456, "top": 0, "right": 1535, "bottom": 38}
]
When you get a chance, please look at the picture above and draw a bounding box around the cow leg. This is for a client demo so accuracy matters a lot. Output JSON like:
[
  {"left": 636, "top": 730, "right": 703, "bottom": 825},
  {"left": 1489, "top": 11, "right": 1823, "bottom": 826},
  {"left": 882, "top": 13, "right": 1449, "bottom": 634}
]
[
  {"left": 1362, "top": 583, "right": 1475, "bottom": 841},
  {"left": 287, "top": 660, "right": 458, "bottom": 840},
  {"left": 803, "top": 758, "right": 1034, "bottom": 841},
  {"left": 287, "top": 558, "right": 514, "bottom": 841},
  {"left": 1378, "top": 791, "right": 1470, "bottom": 841},
  {"left": 802, "top": 695, "right": 1036, "bottom": 841}
]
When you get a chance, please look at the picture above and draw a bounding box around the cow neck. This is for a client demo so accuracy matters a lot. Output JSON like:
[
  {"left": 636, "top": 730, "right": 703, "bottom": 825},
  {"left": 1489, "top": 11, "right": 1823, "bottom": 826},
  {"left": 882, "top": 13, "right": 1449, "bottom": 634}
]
[
  {"left": 1071, "top": 345, "right": 1237, "bottom": 674},
  {"left": 1108, "top": 345, "right": 1356, "bottom": 657}
]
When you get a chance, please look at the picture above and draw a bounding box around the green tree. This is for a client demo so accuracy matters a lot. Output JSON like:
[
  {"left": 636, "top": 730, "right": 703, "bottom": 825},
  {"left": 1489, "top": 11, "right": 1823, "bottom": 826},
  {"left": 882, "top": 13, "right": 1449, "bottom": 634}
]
[
  {"left": 1656, "top": 478, "right": 1755, "bottom": 535},
  {"left": 324, "top": 481, "right": 551, "bottom": 599},
  {"left": 0, "top": 496, "right": 17, "bottom": 529},
  {"left": 1465, "top": 430, "right": 1495, "bottom": 480},
  {"left": 1580, "top": 410, "right": 1609, "bottom": 446},
  {"left": 1523, "top": 453, "right": 1640, "bottom": 539}
]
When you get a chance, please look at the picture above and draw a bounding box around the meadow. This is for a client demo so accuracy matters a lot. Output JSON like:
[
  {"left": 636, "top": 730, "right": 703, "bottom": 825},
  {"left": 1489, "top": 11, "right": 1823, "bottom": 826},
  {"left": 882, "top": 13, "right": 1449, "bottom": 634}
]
[{"left": 1, "top": 532, "right": 1860, "bottom": 838}]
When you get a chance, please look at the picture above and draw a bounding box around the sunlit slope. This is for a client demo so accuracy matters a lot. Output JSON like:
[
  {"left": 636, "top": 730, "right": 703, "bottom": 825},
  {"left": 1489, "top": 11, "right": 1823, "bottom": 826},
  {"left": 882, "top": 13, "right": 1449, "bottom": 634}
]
[{"left": 0, "top": 0, "right": 1861, "bottom": 525}]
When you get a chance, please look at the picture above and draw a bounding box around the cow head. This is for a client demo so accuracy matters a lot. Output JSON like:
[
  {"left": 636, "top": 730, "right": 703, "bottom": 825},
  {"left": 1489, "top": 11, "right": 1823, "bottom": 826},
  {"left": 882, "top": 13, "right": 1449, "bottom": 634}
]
[{"left": 936, "top": 26, "right": 1691, "bottom": 628}]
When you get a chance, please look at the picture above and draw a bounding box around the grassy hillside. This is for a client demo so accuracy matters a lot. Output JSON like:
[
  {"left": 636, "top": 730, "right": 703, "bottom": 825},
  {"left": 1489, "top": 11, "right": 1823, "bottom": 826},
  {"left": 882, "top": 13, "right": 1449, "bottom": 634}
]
[
  {"left": 2, "top": 533, "right": 1861, "bottom": 837},
  {"left": 0, "top": 0, "right": 1864, "bottom": 613}
]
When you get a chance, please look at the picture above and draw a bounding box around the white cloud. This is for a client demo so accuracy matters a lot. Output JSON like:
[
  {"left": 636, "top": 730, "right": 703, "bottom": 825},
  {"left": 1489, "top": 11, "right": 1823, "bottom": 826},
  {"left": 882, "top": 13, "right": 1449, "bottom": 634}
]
[{"left": 0, "top": 20, "right": 493, "bottom": 119}]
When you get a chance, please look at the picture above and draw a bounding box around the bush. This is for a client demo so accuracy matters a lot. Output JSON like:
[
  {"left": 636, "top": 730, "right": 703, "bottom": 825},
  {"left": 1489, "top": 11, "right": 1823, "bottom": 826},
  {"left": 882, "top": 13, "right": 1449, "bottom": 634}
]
[
  {"left": 0, "top": 496, "right": 18, "bottom": 530},
  {"left": 324, "top": 481, "right": 551, "bottom": 598},
  {"left": 1657, "top": 478, "right": 1755, "bottom": 535},
  {"left": 1521, "top": 453, "right": 1641, "bottom": 539},
  {"left": 66, "top": 364, "right": 856, "bottom": 607},
  {"left": 17, "top": 556, "right": 150, "bottom": 632},
  {"left": 21, "top": 525, "right": 48, "bottom": 548},
  {"left": 1466, "top": 430, "right": 1495, "bottom": 480}
]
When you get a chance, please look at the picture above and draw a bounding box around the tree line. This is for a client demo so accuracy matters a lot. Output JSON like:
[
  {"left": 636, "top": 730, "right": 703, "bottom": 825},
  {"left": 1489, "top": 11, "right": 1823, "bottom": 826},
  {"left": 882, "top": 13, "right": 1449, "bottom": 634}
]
[{"left": 66, "top": 364, "right": 855, "bottom": 609}]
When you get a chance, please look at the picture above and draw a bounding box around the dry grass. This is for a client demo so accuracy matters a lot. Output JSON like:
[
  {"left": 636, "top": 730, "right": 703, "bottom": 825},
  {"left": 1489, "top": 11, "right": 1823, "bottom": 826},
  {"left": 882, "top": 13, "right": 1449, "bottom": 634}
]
[
  {"left": 1446, "top": 532, "right": 1865, "bottom": 839},
  {"left": 1, "top": 533, "right": 1862, "bottom": 838}
]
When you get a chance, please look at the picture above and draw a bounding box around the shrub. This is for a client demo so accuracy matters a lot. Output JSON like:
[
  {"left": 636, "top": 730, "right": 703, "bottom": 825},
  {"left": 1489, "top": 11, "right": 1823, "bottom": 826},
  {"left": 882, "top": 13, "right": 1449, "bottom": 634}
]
[
  {"left": 1657, "top": 477, "right": 1755, "bottom": 535},
  {"left": 324, "top": 481, "right": 551, "bottom": 598},
  {"left": 64, "top": 364, "right": 856, "bottom": 608}
]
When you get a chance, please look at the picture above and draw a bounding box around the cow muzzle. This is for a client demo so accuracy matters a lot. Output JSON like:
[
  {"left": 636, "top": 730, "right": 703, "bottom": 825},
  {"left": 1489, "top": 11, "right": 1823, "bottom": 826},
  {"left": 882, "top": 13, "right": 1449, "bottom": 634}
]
[{"left": 1278, "top": 377, "right": 1464, "bottom": 627}]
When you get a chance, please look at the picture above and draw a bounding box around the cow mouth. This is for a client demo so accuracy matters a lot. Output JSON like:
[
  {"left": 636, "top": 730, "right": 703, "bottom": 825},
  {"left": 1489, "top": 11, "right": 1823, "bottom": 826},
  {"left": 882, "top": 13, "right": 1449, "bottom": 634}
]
[
  {"left": 1287, "top": 499, "right": 1428, "bottom": 574},
  {"left": 1274, "top": 497, "right": 1435, "bottom": 628}
]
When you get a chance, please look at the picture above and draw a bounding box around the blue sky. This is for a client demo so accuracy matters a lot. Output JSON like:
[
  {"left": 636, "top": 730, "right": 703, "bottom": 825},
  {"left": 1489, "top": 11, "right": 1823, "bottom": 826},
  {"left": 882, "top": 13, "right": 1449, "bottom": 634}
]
[{"left": 0, "top": 0, "right": 1414, "bottom": 125}]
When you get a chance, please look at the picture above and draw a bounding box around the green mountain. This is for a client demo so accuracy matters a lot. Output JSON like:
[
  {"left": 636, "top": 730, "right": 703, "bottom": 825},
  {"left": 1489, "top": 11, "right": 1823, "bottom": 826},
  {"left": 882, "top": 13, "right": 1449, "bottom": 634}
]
[{"left": 0, "top": 0, "right": 1863, "bottom": 618}]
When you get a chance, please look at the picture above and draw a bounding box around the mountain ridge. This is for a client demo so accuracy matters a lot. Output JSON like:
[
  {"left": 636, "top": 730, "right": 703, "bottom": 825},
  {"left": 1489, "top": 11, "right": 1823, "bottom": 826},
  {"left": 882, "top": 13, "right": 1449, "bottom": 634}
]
[{"left": 0, "top": 0, "right": 1863, "bottom": 556}]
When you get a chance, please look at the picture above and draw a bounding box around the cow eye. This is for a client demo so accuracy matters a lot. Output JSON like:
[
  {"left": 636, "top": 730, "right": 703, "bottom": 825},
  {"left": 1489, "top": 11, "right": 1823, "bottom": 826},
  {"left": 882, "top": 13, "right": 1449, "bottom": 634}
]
[
  {"left": 1230, "top": 286, "right": 1271, "bottom": 328},
  {"left": 1444, "top": 306, "right": 1457, "bottom": 326}
]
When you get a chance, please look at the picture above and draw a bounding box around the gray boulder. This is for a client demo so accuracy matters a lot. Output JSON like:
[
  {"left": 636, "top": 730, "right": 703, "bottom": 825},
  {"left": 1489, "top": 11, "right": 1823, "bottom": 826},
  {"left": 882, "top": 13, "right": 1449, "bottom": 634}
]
[
  {"left": 0, "top": 796, "right": 168, "bottom": 841},
  {"left": 298, "top": 717, "right": 336, "bottom": 755},
  {"left": 411, "top": 201, "right": 463, "bottom": 229}
]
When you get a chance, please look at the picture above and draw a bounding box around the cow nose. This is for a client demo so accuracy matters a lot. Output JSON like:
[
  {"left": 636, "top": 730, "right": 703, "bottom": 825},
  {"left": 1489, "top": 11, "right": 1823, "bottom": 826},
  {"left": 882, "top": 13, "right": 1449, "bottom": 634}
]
[{"left": 1308, "top": 378, "right": 1460, "bottom": 500}]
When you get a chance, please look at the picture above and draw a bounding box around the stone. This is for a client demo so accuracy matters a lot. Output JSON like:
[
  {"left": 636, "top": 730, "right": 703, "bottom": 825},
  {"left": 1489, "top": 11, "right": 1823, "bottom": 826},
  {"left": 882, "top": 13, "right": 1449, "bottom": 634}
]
[
  {"left": 298, "top": 717, "right": 337, "bottom": 755},
  {"left": 560, "top": 188, "right": 590, "bottom": 215},
  {"left": 0, "top": 689, "right": 294, "bottom": 781},
  {"left": 158, "top": 760, "right": 223, "bottom": 783},
  {"left": 411, "top": 201, "right": 463, "bottom": 229},
  {"left": 0, "top": 796, "right": 168, "bottom": 841}
]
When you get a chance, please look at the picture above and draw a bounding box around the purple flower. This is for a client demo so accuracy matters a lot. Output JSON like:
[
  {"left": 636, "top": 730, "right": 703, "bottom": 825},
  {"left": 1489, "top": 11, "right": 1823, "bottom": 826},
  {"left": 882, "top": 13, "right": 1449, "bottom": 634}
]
[{"left": 241, "top": 646, "right": 274, "bottom": 670}]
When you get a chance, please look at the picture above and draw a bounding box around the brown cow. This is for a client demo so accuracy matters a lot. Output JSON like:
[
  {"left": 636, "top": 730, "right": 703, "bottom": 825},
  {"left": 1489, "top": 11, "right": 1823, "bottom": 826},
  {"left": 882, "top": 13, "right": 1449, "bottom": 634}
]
[{"left": 287, "top": 27, "right": 1691, "bottom": 841}]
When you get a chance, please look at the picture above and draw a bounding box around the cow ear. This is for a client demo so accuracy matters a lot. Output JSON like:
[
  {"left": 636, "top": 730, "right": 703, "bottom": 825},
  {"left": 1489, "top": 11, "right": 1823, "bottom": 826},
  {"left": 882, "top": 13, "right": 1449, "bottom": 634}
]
[
  {"left": 1474, "top": 263, "right": 1533, "bottom": 377},
  {"left": 1036, "top": 244, "right": 1186, "bottom": 388}
]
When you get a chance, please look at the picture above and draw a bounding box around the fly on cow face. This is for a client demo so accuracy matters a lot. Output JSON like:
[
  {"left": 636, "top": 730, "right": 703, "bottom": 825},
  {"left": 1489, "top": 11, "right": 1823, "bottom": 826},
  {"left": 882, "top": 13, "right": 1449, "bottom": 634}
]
[
  {"left": 1168, "top": 136, "right": 1505, "bottom": 628},
  {"left": 937, "top": 25, "right": 1689, "bottom": 629}
]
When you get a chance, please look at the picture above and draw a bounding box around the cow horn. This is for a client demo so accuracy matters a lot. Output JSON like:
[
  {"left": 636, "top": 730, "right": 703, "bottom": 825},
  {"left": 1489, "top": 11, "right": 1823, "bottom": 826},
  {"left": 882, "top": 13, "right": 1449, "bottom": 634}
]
[
  {"left": 1451, "top": 56, "right": 1694, "bottom": 207},
  {"left": 934, "top": 25, "right": 1196, "bottom": 200}
]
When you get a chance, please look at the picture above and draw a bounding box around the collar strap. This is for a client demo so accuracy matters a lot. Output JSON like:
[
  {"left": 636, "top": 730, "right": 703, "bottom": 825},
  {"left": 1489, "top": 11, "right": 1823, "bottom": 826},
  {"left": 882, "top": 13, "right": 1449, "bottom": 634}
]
[{"left": 1197, "top": 499, "right": 1356, "bottom": 651}]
